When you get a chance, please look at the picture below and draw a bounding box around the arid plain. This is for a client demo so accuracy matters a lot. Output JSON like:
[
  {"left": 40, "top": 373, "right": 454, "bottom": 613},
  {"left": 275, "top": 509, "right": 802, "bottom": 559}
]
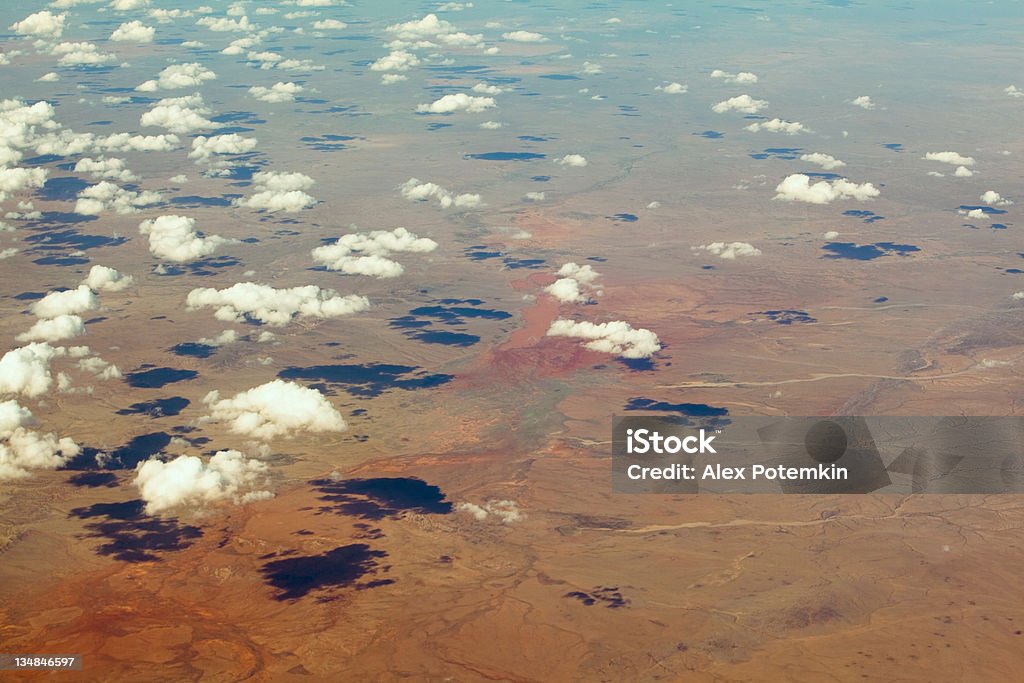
[{"left": 2, "top": 1, "right": 1024, "bottom": 681}]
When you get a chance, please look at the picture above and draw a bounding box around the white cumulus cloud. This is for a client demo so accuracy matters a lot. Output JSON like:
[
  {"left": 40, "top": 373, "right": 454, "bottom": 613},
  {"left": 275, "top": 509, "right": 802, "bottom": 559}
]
[
  {"left": 134, "top": 449, "right": 272, "bottom": 514},
  {"left": 692, "top": 242, "right": 762, "bottom": 259},
  {"left": 139, "top": 214, "right": 231, "bottom": 262},
  {"left": 773, "top": 173, "right": 879, "bottom": 204},
  {"left": 233, "top": 170, "right": 317, "bottom": 212},
  {"left": 186, "top": 282, "right": 369, "bottom": 326},
  {"left": 416, "top": 93, "right": 495, "bottom": 114},
  {"left": 399, "top": 178, "right": 481, "bottom": 208},
  {"left": 111, "top": 20, "right": 155, "bottom": 42},
  {"left": 800, "top": 153, "right": 845, "bottom": 170},
  {"left": 547, "top": 319, "right": 661, "bottom": 359},
  {"left": 712, "top": 94, "right": 767, "bottom": 113},
  {"left": 202, "top": 380, "right": 346, "bottom": 439},
  {"left": 311, "top": 227, "right": 438, "bottom": 278}
]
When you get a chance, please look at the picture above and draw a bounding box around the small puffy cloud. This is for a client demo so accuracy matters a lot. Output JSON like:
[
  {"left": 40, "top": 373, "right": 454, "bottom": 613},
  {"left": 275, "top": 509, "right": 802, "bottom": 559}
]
[
  {"left": 83, "top": 265, "right": 133, "bottom": 292},
  {"left": 457, "top": 500, "right": 524, "bottom": 523},
  {"left": 134, "top": 450, "right": 272, "bottom": 514},
  {"left": 17, "top": 315, "right": 86, "bottom": 343},
  {"left": 545, "top": 262, "right": 601, "bottom": 303},
  {"left": 400, "top": 178, "right": 481, "bottom": 208},
  {"left": 472, "top": 83, "right": 507, "bottom": 95},
  {"left": 202, "top": 380, "right": 346, "bottom": 439},
  {"left": 313, "top": 19, "right": 347, "bottom": 30},
  {"left": 924, "top": 151, "right": 975, "bottom": 166},
  {"left": 31, "top": 285, "right": 99, "bottom": 319},
  {"left": 111, "top": 0, "right": 150, "bottom": 9},
  {"left": 97, "top": 133, "right": 181, "bottom": 152},
  {"left": 823, "top": 230, "right": 839, "bottom": 240},
  {"left": 954, "top": 165, "right": 974, "bottom": 177},
  {"left": 234, "top": 171, "right": 316, "bottom": 212},
  {"left": 9, "top": 11, "right": 66, "bottom": 39},
  {"left": 0, "top": 400, "right": 80, "bottom": 481},
  {"left": 981, "top": 190, "right": 1012, "bottom": 206},
  {"left": 380, "top": 74, "right": 406, "bottom": 85},
  {"left": 386, "top": 13, "right": 482, "bottom": 48},
  {"left": 311, "top": 227, "right": 438, "bottom": 278},
  {"left": 137, "top": 62, "right": 216, "bottom": 91},
  {"left": 189, "top": 133, "right": 258, "bottom": 166},
  {"left": 554, "top": 154, "right": 587, "bottom": 167},
  {"left": 197, "top": 329, "right": 238, "bottom": 347},
  {"left": 710, "top": 69, "right": 758, "bottom": 84},
  {"left": 502, "top": 30, "right": 547, "bottom": 42},
  {"left": 110, "top": 20, "right": 155, "bottom": 42},
  {"left": 745, "top": 118, "right": 807, "bottom": 134},
  {"left": 37, "top": 72, "right": 60, "bottom": 82},
  {"left": 0, "top": 167, "right": 48, "bottom": 203},
  {"left": 51, "top": 41, "right": 117, "bottom": 66},
  {"left": 248, "top": 82, "right": 304, "bottom": 102},
  {"left": 370, "top": 50, "right": 419, "bottom": 72},
  {"left": 692, "top": 242, "right": 762, "bottom": 259},
  {"left": 0, "top": 343, "right": 65, "bottom": 398},
  {"left": 196, "top": 15, "right": 254, "bottom": 32},
  {"left": 186, "top": 282, "right": 369, "bottom": 326},
  {"left": 851, "top": 95, "right": 875, "bottom": 109},
  {"left": 479, "top": 120, "right": 503, "bottom": 129},
  {"left": 74, "top": 157, "right": 138, "bottom": 182},
  {"left": 139, "top": 214, "right": 230, "bottom": 262},
  {"left": 1006, "top": 85, "right": 1024, "bottom": 99},
  {"left": 140, "top": 94, "right": 218, "bottom": 134},
  {"left": 655, "top": 82, "right": 687, "bottom": 94},
  {"left": 74, "top": 181, "right": 161, "bottom": 215},
  {"left": 800, "top": 153, "right": 845, "bottom": 170},
  {"left": 712, "top": 94, "right": 767, "bottom": 113},
  {"left": 580, "top": 61, "right": 602, "bottom": 76},
  {"left": 773, "top": 173, "right": 880, "bottom": 204},
  {"left": 417, "top": 93, "right": 495, "bottom": 114},
  {"left": 547, "top": 319, "right": 661, "bottom": 359},
  {"left": 525, "top": 191, "right": 545, "bottom": 201},
  {"left": 960, "top": 208, "right": 986, "bottom": 220}
]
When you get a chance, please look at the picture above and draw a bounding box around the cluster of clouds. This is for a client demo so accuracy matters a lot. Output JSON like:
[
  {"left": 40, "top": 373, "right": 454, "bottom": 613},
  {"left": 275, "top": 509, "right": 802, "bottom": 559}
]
[
  {"left": 745, "top": 118, "right": 808, "bottom": 135},
  {"left": 139, "top": 214, "right": 232, "bottom": 262},
  {"left": 547, "top": 319, "right": 661, "bottom": 359},
  {"left": 400, "top": 178, "right": 482, "bottom": 209},
  {"left": 655, "top": 82, "right": 688, "bottom": 94},
  {"left": 74, "top": 181, "right": 161, "bottom": 216},
  {"left": 417, "top": 93, "right": 495, "bottom": 114},
  {"left": 712, "top": 94, "right": 767, "bottom": 114},
  {"left": 17, "top": 285, "right": 99, "bottom": 344},
  {"left": 710, "top": 69, "right": 758, "bottom": 84},
  {"left": 800, "top": 153, "right": 845, "bottom": 170},
  {"left": 981, "top": 190, "right": 1012, "bottom": 206},
  {"left": 74, "top": 157, "right": 138, "bottom": 182},
  {"left": 186, "top": 282, "right": 370, "bottom": 326},
  {"left": 851, "top": 95, "right": 876, "bottom": 110},
  {"left": 923, "top": 151, "right": 975, "bottom": 177},
  {"left": 1, "top": 399, "right": 80, "bottom": 481},
  {"left": 234, "top": 171, "right": 317, "bottom": 212},
  {"left": 137, "top": 63, "right": 217, "bottom": 92},
  {"left": 141, "top": 94, "right": 218, "bottom": 134},
  {"left": 457, "top": 499, "right": 524, "bottom": 524},
  {"left": 202, "top": 380, "right": 346, "bottom": 440},
  {"left": 133, "top": 450, "right": 272, "bottom": 515},
  {"left": 188, "top": 133, "right": 258, "bottom": 173},
  {"left": 554, "top": 154, "right": 587, "bottom": 167},
  {"left": 311, "top": 227, "right": 438, "bottom": 278},
  {"left": 248, "top": 82, "right": 304, "bottom": 103},
  {"left": 773, "top": 174, "right": 880, "bottom": 204},
  {"left": 692, "top": 242, "right": 762, "bottom": 259},
  {"left": 545, "top": 262, "right": 602, "bottom": 303},
  {"left": 111, "top": 20, "right": 155, "bottom": 43},
  {"left": 386, "top": 13, "right": 484, "bottom": 50}
]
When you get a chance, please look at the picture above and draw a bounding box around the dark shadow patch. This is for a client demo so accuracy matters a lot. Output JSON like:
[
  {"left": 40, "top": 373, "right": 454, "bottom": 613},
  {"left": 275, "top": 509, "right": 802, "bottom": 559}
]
[
  {"left": 66, "top": 432, "right": 172, "bottom": 471},
  {"left": 625, "top": 398, "right": 729, "bottom": 417},
  {"left": 751, "top": 309, "right": 818, "bottom": 324},
  {"left": 125, "top": 367, "right": 198, "bottom": 388},
  {"left": 694, "top": 130, "right": 724, "bottom": 139},
  {"left": 69, "top": 499, "right": 202, "bottom": 562},
  {"left": 311, "top": 477, "right": 453, "bottom": 519},
  {"left": 261, "top": 544, "right": 390, "bottom": 600},
  {"left": 609, "top": 213, "right": 638, "bottom": 223},
  {"left": 822, "top": 242, "right": 918, "bottom": 260},
  {"left": 278, "top": 364, "right": 452, "bottom": 397},
  {"left": 170, "top": 342, "right": 215, "bottom": 359},
  {"left": 68, "top": 472, "right": 119, "bottom": 488},
  {"left": 116, "top": 397, "right": 190, "bottom": 418},
  {"left": 464, "top": 152, "right": 546, "bottom": 161},
  {"left": 749, "top": 147, "right": 803, "bottom": 160},
  {"left": 565, "top": 586, "right": 630, "bottom": 608}
]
